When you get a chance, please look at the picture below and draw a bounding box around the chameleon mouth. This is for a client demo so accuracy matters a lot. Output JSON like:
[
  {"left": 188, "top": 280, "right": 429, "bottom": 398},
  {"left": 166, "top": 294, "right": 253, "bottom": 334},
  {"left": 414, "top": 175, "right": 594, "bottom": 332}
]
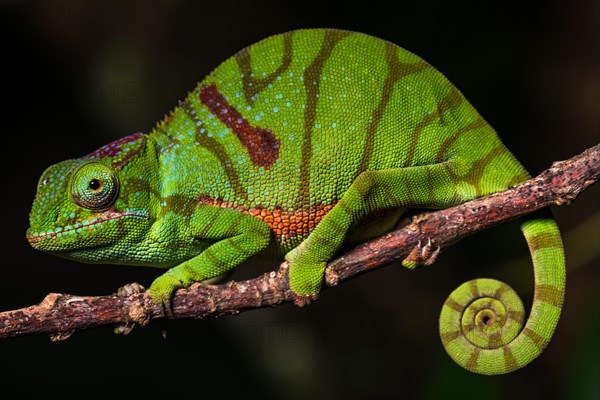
[{"left": 27, "top": 210, "right": 148, "bottom": 245}]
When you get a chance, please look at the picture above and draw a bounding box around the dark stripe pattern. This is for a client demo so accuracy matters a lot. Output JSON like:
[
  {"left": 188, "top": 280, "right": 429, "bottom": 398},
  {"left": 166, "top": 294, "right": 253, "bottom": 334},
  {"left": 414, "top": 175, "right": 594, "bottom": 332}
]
[
  {"left": 355, "top": 42, "right": 430, "bottom": 175},
  {"left": 179, "top": 102, "right": 248, "bottom": 202},
  {"left": 404, "top": 87, "right": 463, "bottom": 167},
  {"left": 527, "top": 231, "right": 562, "bottom": 253},
  {"left": 199, "top": 84, "right": 280, "bottom": 169},
  {"left": 534, "top": 284, "right": 564, "bottom": 307},
  {"left": 235, "top": 32, "right": 294, "bottom": 104},
  {"left": 297, "top": 30, "right": 351, "bottom": 207}
]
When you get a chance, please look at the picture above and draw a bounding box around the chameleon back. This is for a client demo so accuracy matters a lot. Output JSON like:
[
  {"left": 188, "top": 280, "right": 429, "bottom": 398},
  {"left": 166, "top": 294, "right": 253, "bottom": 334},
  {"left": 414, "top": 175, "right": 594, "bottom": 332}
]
[{"left": 150, "top": 29, "right": 528, "bottom": 252}]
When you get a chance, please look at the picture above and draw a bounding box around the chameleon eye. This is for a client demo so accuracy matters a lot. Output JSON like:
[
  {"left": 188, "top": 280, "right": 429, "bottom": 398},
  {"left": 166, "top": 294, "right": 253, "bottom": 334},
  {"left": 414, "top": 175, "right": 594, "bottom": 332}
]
[{"left": 70, "top": 162, "right": 119, "bottom": 211}]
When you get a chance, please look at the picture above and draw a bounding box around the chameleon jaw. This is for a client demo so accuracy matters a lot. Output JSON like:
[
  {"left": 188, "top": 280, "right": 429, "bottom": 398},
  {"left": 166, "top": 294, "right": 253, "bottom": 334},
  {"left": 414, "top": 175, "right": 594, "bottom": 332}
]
[{"left": 27, "top": 210, "right": 148, "bottom": 246}]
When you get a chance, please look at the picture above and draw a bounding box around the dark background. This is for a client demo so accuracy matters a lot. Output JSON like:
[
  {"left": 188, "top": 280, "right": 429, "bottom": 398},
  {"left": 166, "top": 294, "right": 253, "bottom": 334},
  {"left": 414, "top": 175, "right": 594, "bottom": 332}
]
[{"left": 1, "top": 1, "right": 598, "bottom": 399}]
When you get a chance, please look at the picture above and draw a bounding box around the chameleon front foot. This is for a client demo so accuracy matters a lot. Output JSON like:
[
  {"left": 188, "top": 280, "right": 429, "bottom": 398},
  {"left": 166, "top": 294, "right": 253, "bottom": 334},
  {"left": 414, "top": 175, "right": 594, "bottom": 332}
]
[
  {"left": 286, "top": 254, "right": 327, "bottom": 307},
  {"left": 402, "top": 238, "right": 440, "bottom": 269},
  {"left": 148, "top": 273, "right": 186, "bottom": 318}
]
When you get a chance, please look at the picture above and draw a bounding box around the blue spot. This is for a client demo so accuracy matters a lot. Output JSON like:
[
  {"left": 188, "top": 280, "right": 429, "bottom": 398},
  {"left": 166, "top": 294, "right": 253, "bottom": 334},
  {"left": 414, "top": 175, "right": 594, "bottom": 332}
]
[
  {"left": 331, "top": 122, "right": 337, "bottom": 128},
  {"left": 273, "top": 107, "right": 279, "bottom": 113}
]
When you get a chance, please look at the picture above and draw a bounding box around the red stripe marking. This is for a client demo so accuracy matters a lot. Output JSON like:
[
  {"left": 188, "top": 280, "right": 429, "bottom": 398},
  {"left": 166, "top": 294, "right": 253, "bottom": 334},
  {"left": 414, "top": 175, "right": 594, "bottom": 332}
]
[{"left": 199, "top": 84, "right": 280, "bottom": 169}]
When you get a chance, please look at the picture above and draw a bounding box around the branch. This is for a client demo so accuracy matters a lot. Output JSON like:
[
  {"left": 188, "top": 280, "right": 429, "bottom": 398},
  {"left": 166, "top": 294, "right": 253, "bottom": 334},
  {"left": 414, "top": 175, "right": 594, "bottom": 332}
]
[{"left": 2, "top": 144, "right": 599, "bottom": 340}]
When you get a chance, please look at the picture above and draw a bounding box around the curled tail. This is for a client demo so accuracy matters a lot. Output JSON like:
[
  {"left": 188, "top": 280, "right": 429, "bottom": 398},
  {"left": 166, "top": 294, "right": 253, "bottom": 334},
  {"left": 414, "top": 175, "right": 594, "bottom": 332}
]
[{"left": 439, "top": 214, "right": 566, "bottom": 375}]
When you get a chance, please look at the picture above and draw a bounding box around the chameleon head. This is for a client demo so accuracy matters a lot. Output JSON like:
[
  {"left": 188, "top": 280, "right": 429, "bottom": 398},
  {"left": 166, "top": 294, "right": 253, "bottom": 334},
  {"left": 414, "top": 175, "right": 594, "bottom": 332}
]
[{"left": 26, "top": 133, "right": 157, "bottom": 263}]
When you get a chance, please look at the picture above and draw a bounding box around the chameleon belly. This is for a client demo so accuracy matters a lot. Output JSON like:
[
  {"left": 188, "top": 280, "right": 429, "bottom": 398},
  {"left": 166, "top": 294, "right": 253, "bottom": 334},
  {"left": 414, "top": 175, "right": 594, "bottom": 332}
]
[{"left": 27, "top": 29, "right": 565, "bottom": 375}]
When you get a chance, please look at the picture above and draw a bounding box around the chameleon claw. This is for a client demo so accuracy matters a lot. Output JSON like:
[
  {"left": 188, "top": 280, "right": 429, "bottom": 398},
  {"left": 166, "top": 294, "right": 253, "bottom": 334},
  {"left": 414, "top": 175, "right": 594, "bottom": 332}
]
[
  {"left": 114, "top": 321, "right": 136, "bottom": 336},
  {"left": 402, "top": 238, "right": 441, "bottom": 269},
  {"left": 161, "top": 298, "right": 174, "bottom": 319}
]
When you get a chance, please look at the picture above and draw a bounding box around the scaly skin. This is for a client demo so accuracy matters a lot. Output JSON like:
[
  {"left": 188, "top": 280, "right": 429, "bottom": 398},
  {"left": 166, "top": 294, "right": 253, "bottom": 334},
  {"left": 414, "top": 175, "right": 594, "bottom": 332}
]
[{"left": 27, "top": 29, "right": 565, "bottom": 375}]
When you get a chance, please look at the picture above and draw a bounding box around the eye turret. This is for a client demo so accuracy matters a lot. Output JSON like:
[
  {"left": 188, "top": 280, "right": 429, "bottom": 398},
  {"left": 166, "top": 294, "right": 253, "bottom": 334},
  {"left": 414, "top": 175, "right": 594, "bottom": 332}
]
[{"left": 70, "top": 162, "right": 119, "bottom": 211}]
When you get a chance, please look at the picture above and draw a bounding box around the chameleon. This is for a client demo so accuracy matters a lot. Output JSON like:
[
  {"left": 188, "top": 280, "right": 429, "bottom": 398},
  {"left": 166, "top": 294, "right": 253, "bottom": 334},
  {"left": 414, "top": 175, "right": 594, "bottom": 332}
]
[{"left": 27, "top": 29, "right": 565, "bottom": 375}]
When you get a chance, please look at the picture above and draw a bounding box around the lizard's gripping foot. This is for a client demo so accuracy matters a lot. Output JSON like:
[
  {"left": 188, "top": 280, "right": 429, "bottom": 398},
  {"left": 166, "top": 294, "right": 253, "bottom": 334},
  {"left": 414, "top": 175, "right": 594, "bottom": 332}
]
[
  {"left": 286, "top": 258, "right": 326, "bottom": 307},
  {"left": 148, "top": 273, "right": 186, "bottom": 319},
  {"left": 402, "top": 238, "right": 440, "bottom": 269}
]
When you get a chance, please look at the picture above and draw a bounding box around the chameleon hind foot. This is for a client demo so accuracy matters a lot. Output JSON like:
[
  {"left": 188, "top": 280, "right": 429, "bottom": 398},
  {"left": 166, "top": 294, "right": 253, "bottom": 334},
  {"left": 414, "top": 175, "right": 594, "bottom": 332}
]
[{"left": 402, "top": 238, "right": 440, "bottom": 269}]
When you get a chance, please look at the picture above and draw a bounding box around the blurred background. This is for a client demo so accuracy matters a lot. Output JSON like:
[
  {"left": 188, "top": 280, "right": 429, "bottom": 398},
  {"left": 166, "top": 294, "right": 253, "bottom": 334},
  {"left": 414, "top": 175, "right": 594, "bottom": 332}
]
[{"left": 1, "top": 1, "right": 598, "bottom": 399}]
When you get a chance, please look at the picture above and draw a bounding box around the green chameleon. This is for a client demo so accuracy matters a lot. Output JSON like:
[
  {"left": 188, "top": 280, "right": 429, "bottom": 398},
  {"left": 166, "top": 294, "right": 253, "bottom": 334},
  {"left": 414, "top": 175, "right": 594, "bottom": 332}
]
[{"left": 27, "top": 29, "right": 565, "bottom": 375}]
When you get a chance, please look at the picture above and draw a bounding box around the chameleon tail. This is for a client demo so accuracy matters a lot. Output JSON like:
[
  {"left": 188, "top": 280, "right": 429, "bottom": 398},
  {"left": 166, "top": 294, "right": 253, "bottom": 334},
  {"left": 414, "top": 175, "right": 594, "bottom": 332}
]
[{"left": 438, "top": 215, "right": 566, "bottom": 375}]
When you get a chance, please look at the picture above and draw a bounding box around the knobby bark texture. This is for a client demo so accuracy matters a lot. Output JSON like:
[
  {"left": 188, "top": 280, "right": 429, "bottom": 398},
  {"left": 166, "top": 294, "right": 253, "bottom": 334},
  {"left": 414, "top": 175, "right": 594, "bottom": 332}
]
[{"left": 1, "top": 143, "right": 598, "bottom": 340}]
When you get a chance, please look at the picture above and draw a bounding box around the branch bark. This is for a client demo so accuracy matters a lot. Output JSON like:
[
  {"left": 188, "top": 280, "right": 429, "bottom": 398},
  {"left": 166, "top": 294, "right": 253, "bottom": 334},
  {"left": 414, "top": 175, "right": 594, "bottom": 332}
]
[{"left": 1, "top": 144, "right": 599, "bottom": 340}]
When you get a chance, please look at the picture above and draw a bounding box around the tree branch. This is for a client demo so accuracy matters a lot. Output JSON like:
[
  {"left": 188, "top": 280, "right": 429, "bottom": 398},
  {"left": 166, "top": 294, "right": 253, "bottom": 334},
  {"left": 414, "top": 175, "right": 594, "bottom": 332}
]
[{"left": 1, "top": 144, "right": 598, "bottom": 340}]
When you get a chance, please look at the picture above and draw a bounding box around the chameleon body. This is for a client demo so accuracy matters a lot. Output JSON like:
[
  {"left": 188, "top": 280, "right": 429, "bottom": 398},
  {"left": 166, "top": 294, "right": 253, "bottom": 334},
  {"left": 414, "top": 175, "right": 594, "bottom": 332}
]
[{"left": 27, "top": 29, "right": 565, "bottom": 375}]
